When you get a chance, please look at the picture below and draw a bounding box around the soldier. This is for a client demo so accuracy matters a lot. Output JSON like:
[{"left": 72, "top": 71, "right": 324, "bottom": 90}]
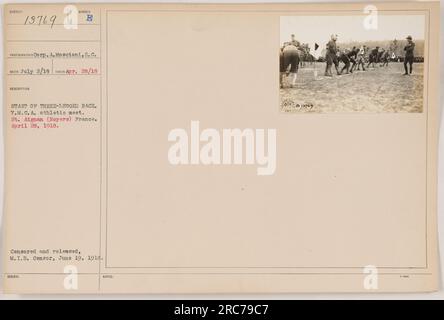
[
  {"left": 367, "top": 46, "right": 379, "bottom": 68},
  {"left": 346, "top": 47, "right": 360, "bottom": 73},
  {"left": 324, "top": 34, "right": 340, "bottom": 77},
  {"left": 376, "top": 48, "right": 384, "bottom": 64},
  {"left": 380, "top": 49, "right": 390, "bottom": 67},
  {"left": 403, "top": 35, "right": 415, "bottom": 75},
  {"left": 353, "top": 45, "right": 367, "bottom": 71},
  {"left": 338, "top": 49, "right": 351, "bottom": 74},
  {"left": 280, "top": 42, "right": 300, "bottom": 88}
]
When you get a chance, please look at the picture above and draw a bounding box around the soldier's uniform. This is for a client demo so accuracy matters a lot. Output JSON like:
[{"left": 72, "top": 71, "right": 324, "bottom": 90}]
[
  {"left": 282, "top": 44, "right": 300, "bottom": 73},
  {"left": 354, "top": 46, "right": 367, "bottom": 71},
  {"left": 338, "top": 51, "right": 351, "bottom": 74},
  {"left": 346, "top": 48, "right": 359, "bottom": 73},
  {"left": 280, "top": 43, "right": 300, "bottom": 88},
  {"left": 325, "top": 39, "right": 340, "bottom": 76},
  {"left": 367, "top": 47, "right": 379, "bottom": 68},
  {"left": 404, "top": 36, "right": 415, "bottom": 75},
  {"left": 380, "top": 50, "right": 389, "bottom": 67},
  {"left": 376, "top": 50, "right": 384, "bottom": 64}
]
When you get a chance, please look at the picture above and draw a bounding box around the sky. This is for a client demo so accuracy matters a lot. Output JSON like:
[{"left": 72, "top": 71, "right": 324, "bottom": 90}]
[{"left": 280, "top": 15, "right": 425, "bottom": 57}]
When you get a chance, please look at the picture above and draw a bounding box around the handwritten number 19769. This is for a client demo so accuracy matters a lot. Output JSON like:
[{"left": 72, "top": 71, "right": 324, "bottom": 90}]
[{"left": 24, "top": 15, "right": 57, "bottom": 28}]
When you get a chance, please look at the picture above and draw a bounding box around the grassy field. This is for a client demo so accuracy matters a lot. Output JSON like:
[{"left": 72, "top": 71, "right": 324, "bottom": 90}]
[{"left": 280, "top": 62, "right": 424, "bottom": 113}]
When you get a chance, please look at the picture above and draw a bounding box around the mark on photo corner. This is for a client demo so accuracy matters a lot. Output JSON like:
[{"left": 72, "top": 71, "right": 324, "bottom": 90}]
[{"left": 281, "top": 99, "right": 316, "bottom": 113}]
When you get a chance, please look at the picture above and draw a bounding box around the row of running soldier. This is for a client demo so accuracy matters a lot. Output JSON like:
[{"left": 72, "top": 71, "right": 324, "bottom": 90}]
[
  {"left": 324, "top": 34, "right": 416, "bottom": 77},
  {"left": 280, "top": 34, "right": 416, "bottom": 87}
]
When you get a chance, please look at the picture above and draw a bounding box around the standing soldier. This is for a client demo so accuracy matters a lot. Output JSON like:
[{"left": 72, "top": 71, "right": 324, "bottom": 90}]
[
  {"left": 281, "top": 42, "right": 300, "bottom": 88},
  {"left": 324, "top": 34, "right": 340, "bottom": 77},
  {"left": 403, "top": 35, "right": 415, "bottom": 75}
]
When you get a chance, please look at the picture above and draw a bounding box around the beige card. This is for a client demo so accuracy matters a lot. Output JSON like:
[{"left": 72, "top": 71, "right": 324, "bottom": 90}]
[{"left": 2, "top": 2, "right": 440, "bottom": 293}]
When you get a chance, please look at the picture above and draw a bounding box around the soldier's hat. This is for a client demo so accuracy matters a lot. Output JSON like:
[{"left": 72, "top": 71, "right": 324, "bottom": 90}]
[{"left": 406, "top": 35, "right": 412, "bottom": 40}]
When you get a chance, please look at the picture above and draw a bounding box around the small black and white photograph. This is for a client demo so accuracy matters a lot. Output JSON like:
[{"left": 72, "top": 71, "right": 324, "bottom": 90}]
[{"left": 280, "top": 14, "right": 426, "bottom": 113}]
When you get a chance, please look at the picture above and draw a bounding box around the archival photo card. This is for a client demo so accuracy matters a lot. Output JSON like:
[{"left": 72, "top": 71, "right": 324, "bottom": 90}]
[{"left": 2, "top": 2, "right": 440, "bottom": 294}]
